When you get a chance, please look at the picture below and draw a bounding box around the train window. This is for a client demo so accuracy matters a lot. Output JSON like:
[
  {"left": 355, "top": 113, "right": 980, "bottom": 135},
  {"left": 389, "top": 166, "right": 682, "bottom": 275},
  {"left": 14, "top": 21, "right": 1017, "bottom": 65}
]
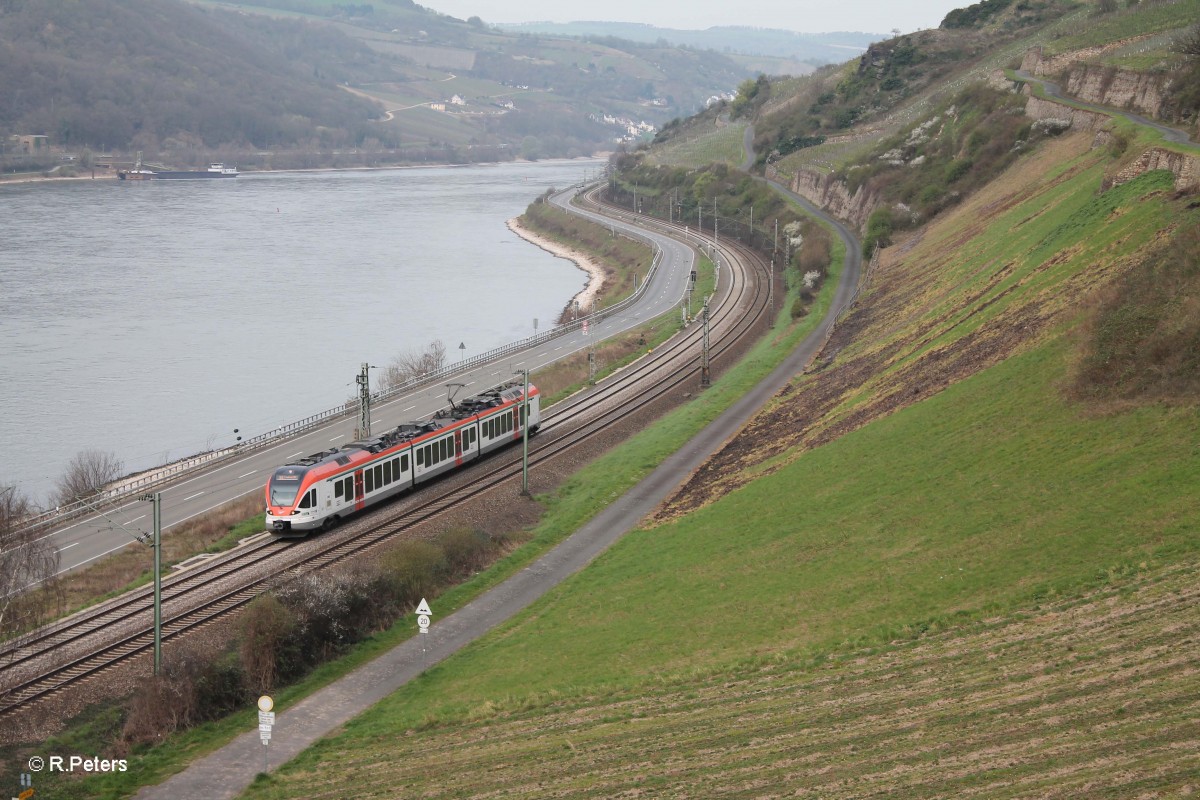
[
  {"left": 374, "top": 464, "right": 383, "bottom": 487},
  {"left": 298, "top": 490, "right": 311, "bottom": 509},
  {"left": 365, "top": 470, "right": 374, "bottom": 493},
  {"left": 416, "top": 448, "right": 424, "bottom": 467},
  {"left": 334, "top": 481, "right": 343, "bottom": 499},
  {"left": 401, "top": 454, "right": 409, "bottom": 472}
]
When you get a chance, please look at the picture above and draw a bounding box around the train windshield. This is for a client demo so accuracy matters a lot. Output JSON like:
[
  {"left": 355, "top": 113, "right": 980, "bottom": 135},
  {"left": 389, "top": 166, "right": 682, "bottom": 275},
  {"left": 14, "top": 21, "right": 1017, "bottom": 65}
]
[{"left": 269, "top": 468, "right": 305, "bottom": 506}]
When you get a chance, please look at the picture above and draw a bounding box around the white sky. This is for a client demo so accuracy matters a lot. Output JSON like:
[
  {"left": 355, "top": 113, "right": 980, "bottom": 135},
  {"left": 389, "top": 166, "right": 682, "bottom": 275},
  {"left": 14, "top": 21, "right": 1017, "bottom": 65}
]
[{"left": 419, "top": 0, "right": 969, "bottom": 35}]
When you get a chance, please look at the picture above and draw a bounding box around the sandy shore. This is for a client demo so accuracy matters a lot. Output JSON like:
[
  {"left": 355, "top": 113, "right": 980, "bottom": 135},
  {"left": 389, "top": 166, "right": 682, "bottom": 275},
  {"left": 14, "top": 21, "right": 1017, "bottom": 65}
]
[{"left": 507, "top": 216, "right": 606, "bottom": 313}]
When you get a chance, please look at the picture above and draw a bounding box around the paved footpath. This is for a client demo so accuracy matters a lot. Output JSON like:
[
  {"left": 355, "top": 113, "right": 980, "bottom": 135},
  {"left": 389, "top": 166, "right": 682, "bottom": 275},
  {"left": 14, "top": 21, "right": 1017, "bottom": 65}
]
[{"left": 135, "top": 199, "right": 862, "bottom": 800}]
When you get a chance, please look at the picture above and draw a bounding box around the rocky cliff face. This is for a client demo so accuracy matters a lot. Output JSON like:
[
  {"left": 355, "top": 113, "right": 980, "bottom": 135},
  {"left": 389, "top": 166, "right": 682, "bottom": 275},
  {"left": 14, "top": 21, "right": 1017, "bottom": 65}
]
[
  {"left": 1023, "top": 94, "right": 1108, "bottom": 131},
  {"left": 1064, "top": 63, "right": 1169, "bottom": 118},
  {"left": 1022, "top": 45, "right": 1172, "bottom": 121},
  {"left": 1103, "top": 144, "right": 1200, "bottom": 193},
  {"left": 776, "top": 167, "right": 881, "bottom": 232}
]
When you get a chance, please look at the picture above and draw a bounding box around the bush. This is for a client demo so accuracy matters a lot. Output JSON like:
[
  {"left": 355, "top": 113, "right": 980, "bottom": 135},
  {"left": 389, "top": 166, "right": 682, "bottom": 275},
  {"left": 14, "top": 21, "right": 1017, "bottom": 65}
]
[
  {"left": 382, "top": 540, "right": 448, "bottom": 608},
  {"left": 239, "top": 593, "right": 298, "bottom": 694},
  {"left": 123, "top": 642, "right": 245, "bottom": 744},
  {"left": 944, "top": 158, "right": 974, "bottom": 183},
  {"left": 439, "top": 526, "right": 497, "bottom": 576},
  {"left": 862, "top": 208, "right": 895, "bottom": 256}
]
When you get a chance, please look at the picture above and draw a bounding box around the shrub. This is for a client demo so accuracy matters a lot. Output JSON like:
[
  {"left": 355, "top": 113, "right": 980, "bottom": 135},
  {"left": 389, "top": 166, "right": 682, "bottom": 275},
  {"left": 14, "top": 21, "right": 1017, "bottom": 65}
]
[
  {"left": 862, "top": 208, "right": 895, "bottom": 256},
  {"left": 382, "top": 540, "right": 448, "bottom": 608},
  {"left": 238, "top": 593, "right": 298, "bottom": 694},
  {"left": 439, "top": 526, "right": 496, "bottom": 576},
  {"left": 944, "top": 158, "right": 974, "bottom": 183},
  {"left": 123, "top": 641, "right": 245, "bottom": 744}
]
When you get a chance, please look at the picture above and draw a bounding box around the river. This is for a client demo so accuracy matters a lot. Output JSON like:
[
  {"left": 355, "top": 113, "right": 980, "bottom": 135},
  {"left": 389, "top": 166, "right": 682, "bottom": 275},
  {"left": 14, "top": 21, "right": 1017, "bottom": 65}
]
[{"left": 0, "top": 159, "right": 602, "bottom": 506}]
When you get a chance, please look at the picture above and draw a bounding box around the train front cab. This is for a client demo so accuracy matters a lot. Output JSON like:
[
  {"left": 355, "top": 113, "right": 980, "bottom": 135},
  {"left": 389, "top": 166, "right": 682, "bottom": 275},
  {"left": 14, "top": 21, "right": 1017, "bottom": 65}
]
[{"left": 265, "top": 465, "right": 323, "bottom": 535}]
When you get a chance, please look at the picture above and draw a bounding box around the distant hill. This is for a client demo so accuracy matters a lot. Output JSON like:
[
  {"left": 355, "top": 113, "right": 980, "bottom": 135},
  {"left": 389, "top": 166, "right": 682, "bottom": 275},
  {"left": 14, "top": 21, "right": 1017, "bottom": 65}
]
[
  {"left": 0, "top": 0, "right": 390, "bottom": 153},
  {"left": 0, "top": 0, "right": 765, "bottom": 167},
  {"left": 495, "top": 21, "right": 884, "bottom": 67}
]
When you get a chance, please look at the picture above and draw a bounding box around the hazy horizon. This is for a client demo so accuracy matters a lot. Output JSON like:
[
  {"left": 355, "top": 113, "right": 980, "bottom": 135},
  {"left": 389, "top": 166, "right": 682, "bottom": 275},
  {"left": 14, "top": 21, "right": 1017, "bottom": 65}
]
[{"left": 419, "top": 0, "right": 969, "bottom": 35}]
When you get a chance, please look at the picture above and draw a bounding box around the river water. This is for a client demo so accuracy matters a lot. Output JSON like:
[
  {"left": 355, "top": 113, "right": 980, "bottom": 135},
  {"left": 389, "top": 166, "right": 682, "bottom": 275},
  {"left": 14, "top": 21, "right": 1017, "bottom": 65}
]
[{"left": 0, "top": 159, "right": 601, "bottom": 505}]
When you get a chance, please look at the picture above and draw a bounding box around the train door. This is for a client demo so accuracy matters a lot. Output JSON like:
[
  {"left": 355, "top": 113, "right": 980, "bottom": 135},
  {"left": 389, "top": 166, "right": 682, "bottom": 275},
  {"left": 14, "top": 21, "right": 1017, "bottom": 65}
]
[
  {"left": 454, "top": 429, "right": 463, "bottom": 466},
  {"left": 354, "top": 469, "right": 365, "bottom": 510}
]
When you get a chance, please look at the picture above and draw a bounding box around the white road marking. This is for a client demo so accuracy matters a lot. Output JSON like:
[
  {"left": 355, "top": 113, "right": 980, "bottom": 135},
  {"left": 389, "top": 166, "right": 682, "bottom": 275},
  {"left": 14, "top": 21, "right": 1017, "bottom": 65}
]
[
  {"left": 238, "top": 470, "right": 257, "bottom": 479},
  {"left": 288, "top": 452, "right": 303, "bottom": 459},
  {"left": 330, "top": 435, "right": 345, "bottom": 442},
  {"left": 403, "top": 405, "right": 416, "bottom": 412},
  {"left": 123, "top": 515, "right": 146, "bottom": 526},
  {"left": 184, "top": 491, "right": 205, "bottom": 501},
  {"left": 59, "top": 542, "right": 79, "bottom": 551}
]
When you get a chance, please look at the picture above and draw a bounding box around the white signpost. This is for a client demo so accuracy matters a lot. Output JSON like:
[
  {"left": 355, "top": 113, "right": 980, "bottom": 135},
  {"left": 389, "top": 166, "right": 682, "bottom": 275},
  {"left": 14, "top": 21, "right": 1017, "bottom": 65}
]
[
  {"left": 416, "top": 597, "right": 433, "bottom": 666},
  {"left": 258, "top": 695, "right": 275, "bottom": 772},
  {"left": 416, "top": 597, "right": 432, "bottom": 633}
]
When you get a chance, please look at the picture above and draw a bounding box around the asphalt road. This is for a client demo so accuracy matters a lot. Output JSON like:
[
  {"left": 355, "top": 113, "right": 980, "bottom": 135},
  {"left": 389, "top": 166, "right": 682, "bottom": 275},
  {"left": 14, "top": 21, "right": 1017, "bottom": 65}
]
[
  {"left": 32, "top": 187, "right": 697, "bottom": 582},
  {"left": 1014, "top": 69, "right": 1196, "bottom": 145}
]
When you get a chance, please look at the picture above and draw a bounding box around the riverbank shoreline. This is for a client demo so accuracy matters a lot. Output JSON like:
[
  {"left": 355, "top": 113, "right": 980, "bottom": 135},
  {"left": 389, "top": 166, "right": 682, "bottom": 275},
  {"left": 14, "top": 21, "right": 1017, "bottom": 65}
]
[
  {"left": 507, "top": 216, "right": 606, "bottom": 315},
  {"left": 0, "top": 155, "right": 605, "bottom": 187}
]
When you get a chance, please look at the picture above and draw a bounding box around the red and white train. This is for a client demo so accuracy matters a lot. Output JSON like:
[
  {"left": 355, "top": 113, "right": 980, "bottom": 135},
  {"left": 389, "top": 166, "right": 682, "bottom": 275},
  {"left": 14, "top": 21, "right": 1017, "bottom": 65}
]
[{"left": 265, "top": 383, "right": 540, "bottom": 535}]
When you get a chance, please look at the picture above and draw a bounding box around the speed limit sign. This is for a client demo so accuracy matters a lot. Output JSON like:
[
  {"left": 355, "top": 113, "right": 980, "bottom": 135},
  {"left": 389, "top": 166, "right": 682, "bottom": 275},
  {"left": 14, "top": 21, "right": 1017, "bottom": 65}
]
[{"left": 416, "top": 598, "right": 432, "bottom": 633}]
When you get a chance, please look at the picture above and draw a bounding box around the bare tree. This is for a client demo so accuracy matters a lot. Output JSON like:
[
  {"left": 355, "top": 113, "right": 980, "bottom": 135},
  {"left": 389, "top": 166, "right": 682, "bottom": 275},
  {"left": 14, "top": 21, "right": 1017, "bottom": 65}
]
[
  {"left": 54, "top": 449, "right": 123, "bottom": 507},
  {"left": 0, "top": 485, "right": 61, "bottom": 654},
  {"left": 1176, "top": 23, "right": 1200, "bottom": 59},
  {"left": 378, "top": 340, "right": 448, "bottom": 391}
]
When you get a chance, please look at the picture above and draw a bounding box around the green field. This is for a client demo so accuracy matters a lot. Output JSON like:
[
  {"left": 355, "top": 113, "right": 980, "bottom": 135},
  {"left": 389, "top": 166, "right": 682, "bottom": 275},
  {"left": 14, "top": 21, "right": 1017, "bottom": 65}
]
[{"left": 238, "top": 114, "right": 1200, "bottom": 796}]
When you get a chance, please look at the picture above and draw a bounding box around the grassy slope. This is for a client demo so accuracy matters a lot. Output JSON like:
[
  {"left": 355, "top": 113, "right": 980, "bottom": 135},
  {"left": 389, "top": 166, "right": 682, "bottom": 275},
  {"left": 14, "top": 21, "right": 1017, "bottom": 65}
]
[{"left": 240, "top": 112, "right": 1200, "bottom": 797}]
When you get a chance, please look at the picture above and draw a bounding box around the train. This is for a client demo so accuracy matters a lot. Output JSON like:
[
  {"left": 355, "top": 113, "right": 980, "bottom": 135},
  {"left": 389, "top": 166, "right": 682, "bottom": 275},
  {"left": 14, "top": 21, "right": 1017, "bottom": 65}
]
[{"left": 265, "top": 383, "right": 541, "bottom": 535}]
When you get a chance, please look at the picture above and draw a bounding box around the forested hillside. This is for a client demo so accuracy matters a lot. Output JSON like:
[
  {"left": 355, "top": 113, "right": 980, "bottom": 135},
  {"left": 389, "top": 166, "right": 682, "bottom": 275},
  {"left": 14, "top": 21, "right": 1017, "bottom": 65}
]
[
  {"left": 0, "top": 0, "right": 756, "bottom": 168},
  {"left": 0, "top": 0, "right": 386, "bottom": 152}
]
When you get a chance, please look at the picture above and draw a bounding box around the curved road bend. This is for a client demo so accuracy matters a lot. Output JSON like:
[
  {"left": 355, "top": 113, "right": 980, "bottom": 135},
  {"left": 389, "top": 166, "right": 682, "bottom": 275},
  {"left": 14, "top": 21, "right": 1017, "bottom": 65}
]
[
  {"left": 134, "top": 183, "right": 864, "bottom": 800},
  {"left": 39, "top": 190, "right": 697, "bottom": 580},
  {"left": 1014, "top": 69, "right": 1196, "bottom": 145}
]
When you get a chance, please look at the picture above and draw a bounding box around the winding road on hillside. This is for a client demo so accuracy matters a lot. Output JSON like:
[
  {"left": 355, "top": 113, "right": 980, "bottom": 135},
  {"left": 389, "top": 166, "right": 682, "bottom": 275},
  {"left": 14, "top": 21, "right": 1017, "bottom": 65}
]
[
  {"left": 131, "top": 185, "right": 864, "bottom": 800},
  {"left": 1014, "top": 69, "right": 1196, "bottom": 144}
]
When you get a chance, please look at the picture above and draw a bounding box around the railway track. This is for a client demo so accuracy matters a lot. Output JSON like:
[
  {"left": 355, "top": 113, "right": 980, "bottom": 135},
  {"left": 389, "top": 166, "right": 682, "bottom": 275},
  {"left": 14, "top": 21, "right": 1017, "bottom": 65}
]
[{"left": 0, "top": 191, "right": 774, "bottom": 717}]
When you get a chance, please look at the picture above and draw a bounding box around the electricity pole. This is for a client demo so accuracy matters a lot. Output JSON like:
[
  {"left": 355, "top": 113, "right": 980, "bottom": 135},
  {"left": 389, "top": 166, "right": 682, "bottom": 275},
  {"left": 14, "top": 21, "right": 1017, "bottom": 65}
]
[
  {"left": 138, "top": 492, "right": 163, "bottom": 675},
  {"left": 700, "top": 298, "right": 711, "bottom": 388},
  {"left": 355, "top": 362, "right": 372, "bottom": 439},
  {"left": 518, "top": 369, "right": 531, "bottom": 496}
]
